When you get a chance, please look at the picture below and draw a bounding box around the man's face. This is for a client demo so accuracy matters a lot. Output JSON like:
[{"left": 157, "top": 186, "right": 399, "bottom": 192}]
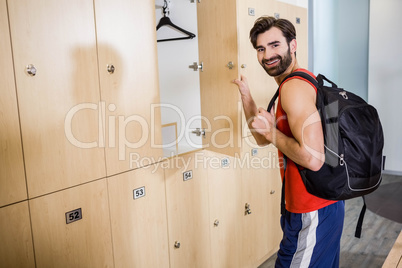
[{"left": 255, "top": 27, "right": 294, "bottom": 77}]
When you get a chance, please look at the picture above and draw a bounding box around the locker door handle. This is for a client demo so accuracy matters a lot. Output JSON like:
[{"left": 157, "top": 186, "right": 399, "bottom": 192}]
[
  {"left": 26, "top": 64, "right": 37, "bottom": 76},
  {"left": 107, "top": 64, "right": 115, "bottom": 74},
  {"left": 245, "top": 203, "right": 252, "bottom": 215},
  {"left": 227, "top": 61, "right": 234, "bottom": 70}
]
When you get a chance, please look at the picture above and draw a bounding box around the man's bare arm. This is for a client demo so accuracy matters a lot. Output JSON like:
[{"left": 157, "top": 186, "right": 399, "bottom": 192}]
[{"left": 252, "top": 79, "right": 324, "bottom": 171}]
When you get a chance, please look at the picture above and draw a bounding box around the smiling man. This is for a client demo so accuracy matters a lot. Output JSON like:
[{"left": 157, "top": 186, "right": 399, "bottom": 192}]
[{"left": 233, "top": 17, "right": 345, "bottom": 267}]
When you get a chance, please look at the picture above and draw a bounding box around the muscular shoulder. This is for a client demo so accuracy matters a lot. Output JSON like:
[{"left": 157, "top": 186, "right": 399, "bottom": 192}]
[{"left": 280, "top": 78, "right": 317, "bottom": 115}]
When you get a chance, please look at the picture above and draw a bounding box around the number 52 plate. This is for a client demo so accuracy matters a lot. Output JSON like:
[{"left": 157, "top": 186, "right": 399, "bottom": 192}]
[{"left": 65, "top": 208, "right": 83, "bottom": 224}]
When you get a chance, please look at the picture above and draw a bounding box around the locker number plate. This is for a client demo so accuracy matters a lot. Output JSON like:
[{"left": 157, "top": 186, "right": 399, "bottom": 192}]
[
  {"left": 133, "top": 186, "right": 146, "bottom": 200},
  {"left": 183, "top": 170, "right": 193, "bottom": 181},
  {"left": 65, "top": 208, "right": 82, "bottom": 224},
  {"left": 221, "top": 158, "right": 230, "bottom": 167},
  {"left": 251, "top": 148, "right": 258, "bottom": 156}
]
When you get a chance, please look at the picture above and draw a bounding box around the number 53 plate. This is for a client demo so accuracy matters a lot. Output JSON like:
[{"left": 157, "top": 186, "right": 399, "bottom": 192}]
[{"left": 133, "top": 186, "right": 146, "bottom": 200}]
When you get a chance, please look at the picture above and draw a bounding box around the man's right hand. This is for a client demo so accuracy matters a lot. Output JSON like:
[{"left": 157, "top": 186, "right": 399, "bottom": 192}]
[{"left": 232, "top": 75, "right": 250, "bottom": 97}]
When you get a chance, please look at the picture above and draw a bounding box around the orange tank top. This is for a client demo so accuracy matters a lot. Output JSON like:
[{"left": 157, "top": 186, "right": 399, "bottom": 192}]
[{"left": 276, "top": 69, "right": 336, "bottom": 213}]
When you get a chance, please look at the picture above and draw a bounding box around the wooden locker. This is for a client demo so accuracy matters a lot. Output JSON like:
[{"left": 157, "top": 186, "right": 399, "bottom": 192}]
[
  {"left": 94, "top": 0, "right": 163, "bottom": 176},
  {"left": 205, "top": 150, "right": 243, "bottom": 268},
  {"left": 196, "top": 0, "right": 309, "bottom": 150},
  {"left": 287, "top": 4, "right": 309, "bottom": 68},
  {"left": 107, "top": 165, "right": 169, "bottom": 268},
  {"left": 197, "top": 0, "right": 242, "bottom": 157},
  {"left": 237, "top": 2, "right": 308, "bottom": 265},
  {"left": 237, "top": 2, "right": 308, "bottom": 257},
  {"left": 0, "top": 0, "right": 26, "bottom": 207},
  {"left": 0, "top": 202, "right": 35, "bottom": 268},
  {"left": 164, "top": 151, "right": 212, "bottom": 268},
  {"left": 29, "top": 179, "right": 114, "bottom": 268},
  {"left": 266, "top": 145, "right": 283, "bottom": 256},
  {"left": 258, "top": 1, "right": 308, "bottom": 69},
  {"left": 7, "top": 0, "right": 106, "bottom": 198},
  {"left": 237, "top": 0, "right": 279, "bottom": 138},
  {"left": 241, "top": 137, "right": 282, "bottom": 267}
]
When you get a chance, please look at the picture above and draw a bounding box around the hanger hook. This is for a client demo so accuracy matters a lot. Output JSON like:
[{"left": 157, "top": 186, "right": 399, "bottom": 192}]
[{"left": 162, "top": 0, "right": 169, "bottom": 17}]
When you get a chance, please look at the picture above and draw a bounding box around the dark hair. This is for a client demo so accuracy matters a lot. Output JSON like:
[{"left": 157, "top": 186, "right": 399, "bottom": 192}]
[{"left": 249, "top": 16, "right": 296, "bottom": 49}]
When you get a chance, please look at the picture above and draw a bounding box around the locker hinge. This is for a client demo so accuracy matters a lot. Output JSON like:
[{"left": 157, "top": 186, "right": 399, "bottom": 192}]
[{"left": 189, "top": 62, "right": 203, "bottom": 72}]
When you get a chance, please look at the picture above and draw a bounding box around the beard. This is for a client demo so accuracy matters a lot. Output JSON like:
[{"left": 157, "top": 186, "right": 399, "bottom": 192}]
[{"left": 261, "top": 47, "right": 292, "bottom": 77}]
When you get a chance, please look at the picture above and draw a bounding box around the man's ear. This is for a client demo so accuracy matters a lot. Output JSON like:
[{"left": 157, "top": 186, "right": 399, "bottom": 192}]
[{"left": 290, "top": 39, "right": 297, "bottom": 54}]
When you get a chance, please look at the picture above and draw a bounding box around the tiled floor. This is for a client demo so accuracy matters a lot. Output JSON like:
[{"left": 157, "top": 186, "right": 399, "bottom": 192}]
[{"left": 258, "top": 174, "right": 402, "bottom": 268}]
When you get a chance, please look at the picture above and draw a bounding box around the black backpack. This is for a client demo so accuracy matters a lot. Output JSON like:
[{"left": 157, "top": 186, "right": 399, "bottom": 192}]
[{"left": 267, "top": 71, "right": 384, "bottom": 238}]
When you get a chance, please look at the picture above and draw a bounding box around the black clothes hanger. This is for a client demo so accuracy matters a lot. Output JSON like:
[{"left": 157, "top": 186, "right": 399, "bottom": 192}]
[{"left": 156, "top": 0, "right": 196, "bottom": 42}]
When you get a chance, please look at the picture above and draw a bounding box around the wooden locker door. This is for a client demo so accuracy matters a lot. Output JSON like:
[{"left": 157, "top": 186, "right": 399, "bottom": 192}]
[
  {"left": 107, "top": 165, "right": 169, "bottom": 268},
  {"left": 268, "top": 1, "right": 308, "bottom": 69},
  {"left": 94, "top": 0, "right": 163, "bottom": 176},
  {"left": 206, "top": 150, "right": 243, "bottom": 268},
  {"left": 287, "top": 4, "right": 309, "bottom": 68},
  {"left": 240, "top": 138, "right": 274, "bottom": 267},
  {"left": 7, "top": 0, "right": 106, "bottom": 198},
  {"left": 29, "top": 179, "right": 114, "bottom": 268},
  {"left": 164, "top": 151, "right": 212, "bottom": 268},
  {"left": 237, "top": 0, "right": 279, "bottom": 138},
  {"left": 0, "top": 0, "right": 26, "bottom": 207},
  {"left": 241, "top": 137, "right": 282, "bottom": 267},
  {"left": 266, "top": 143, "right": 282, "bottom": 255},
  {"left": 197, "top": 0, "right": 242, "bottom": 157},
  {"left": 0, "top": 202, "right": 35, "bottom": 268}
]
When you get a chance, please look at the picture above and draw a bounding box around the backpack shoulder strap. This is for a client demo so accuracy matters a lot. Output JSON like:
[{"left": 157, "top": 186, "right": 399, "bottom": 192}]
[
  {"left": 355, "top": 196, "right": 367, "bottom": 238},
  {"left": 266, "top": 71, "right": 319, "bottom": 112}
]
